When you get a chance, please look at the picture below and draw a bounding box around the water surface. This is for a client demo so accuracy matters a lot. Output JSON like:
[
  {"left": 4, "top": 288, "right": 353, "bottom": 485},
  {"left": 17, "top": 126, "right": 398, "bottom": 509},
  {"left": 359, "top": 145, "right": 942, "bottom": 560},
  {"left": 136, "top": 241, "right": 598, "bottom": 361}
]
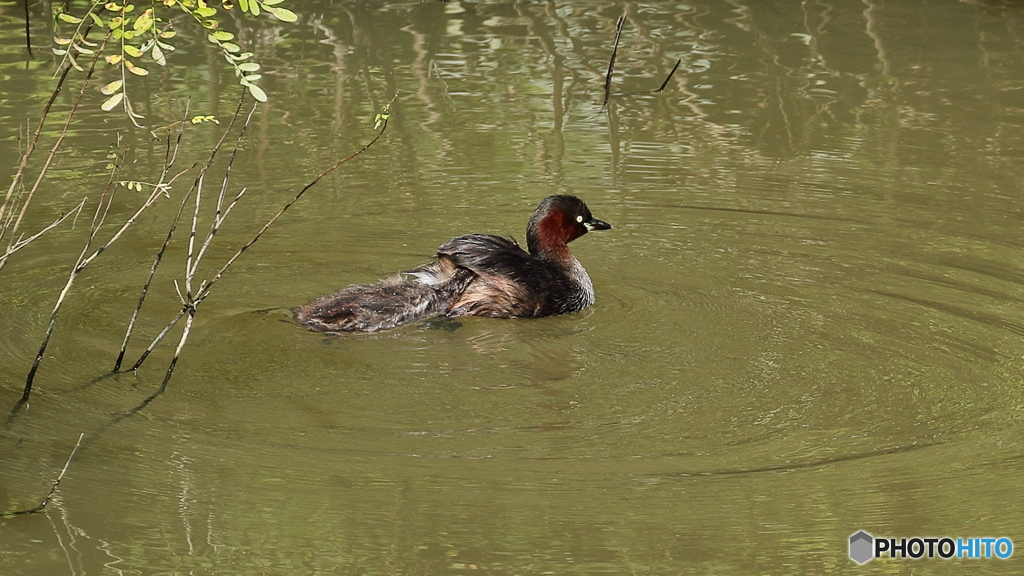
[{"left": 2, "top": 1, "right": 1024, "bottom": 574}]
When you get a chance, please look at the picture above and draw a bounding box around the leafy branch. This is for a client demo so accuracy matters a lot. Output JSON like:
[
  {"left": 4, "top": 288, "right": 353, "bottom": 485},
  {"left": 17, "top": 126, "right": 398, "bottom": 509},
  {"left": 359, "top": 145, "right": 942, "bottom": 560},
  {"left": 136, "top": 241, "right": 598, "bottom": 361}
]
[{"left": 52, "top": 0, "right": 297, "bottom": 124}]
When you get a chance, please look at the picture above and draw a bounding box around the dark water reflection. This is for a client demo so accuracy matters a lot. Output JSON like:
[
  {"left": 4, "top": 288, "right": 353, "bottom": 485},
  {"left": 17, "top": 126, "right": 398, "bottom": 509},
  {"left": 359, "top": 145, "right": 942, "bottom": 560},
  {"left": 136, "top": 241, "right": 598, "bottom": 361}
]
[{"left": 3, "top": 0, "right": 1024, "bottom": 574}]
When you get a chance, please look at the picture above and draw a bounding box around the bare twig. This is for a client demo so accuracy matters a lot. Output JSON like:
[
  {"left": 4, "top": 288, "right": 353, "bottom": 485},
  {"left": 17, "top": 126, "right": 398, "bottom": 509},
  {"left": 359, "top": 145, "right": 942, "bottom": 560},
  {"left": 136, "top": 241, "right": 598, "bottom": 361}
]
[
  {"left": 0, "top": 30, "right": 110, "bottom": 275},
  {"left": 1, "top": 62, "right": 74, "bottom": 233},
  {"left": 126, "top": 308, "right": 186, "bottom": 372},
  {"left": 112, "top": 113, "right": 193, "bottom": 372},
  {"left": 18, "top": 146, "right": 191, "bottom": 406},
  {"left": 22, "top": 0, "right": 32, "bottom": 56},
  {"left": 602, "top": 12, "right": 627, "bottom": 108},
  {"left": 20, "top": 156, "right": 126, "bottom": 406},
  {"left": 5, "top": 433, "right": 84, "bottom": 516},
  {"left": 115, "top": 98, "right": 248, "bottom": 372},
  {"left": 195, "top": 95, "right": 398, "bottom": 304},
  {"left": 2, "top": 198, "right": 88, "bottom": 260},
  {"left": 656, "top": 58, "right": 681, "bottom": 92},
  {"left": 129, "top": 94, "right": 399, "bottom": 384}
]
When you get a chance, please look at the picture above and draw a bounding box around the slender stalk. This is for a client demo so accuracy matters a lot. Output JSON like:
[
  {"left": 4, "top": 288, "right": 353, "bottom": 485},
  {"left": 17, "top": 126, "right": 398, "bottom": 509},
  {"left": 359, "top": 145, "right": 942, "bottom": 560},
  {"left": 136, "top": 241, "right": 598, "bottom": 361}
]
[
  {"left": 4, "top": 433, "right": 84, "bottom": 516},
  {"left": 127, "top": 308, "right": 186, "bottom": 372},
  {"left": 184, "top": 173, "right": 203, "bottom": 301},
  {"left": 159, "top": 308, "right": 195, "bottom": 393},
  {"left": 1, "top": 31, "right": 111, "bottom": 274},
  {"left": 0, "top": 59, "right": 75, "bottom": 235},
  {"left": 191, "top": 104, "right": 259, "bottom": 277},
  {"left": 112, "top": 115, "right": 193, "bottom": 372},
  {"left": 115, "top": 97, "right": 251, "bottom": 372},
  {"left": 21, "top": 157, "right": 125, "bottom": 404},
  {"left": 656, "top": 58, "right": 681, "bottom": 92},
  {"left": 19, "top": 142, "right": 192, "bottom": 404},
  {"left": 197, "top": 100, "right": 395, "bottom": 303},
  {"left": 602, "top": 12, "right": 626, "bottom": 108},
  {"left": 3, "top": 198, "right": 87, "bottom": 260},
  {"left": 129, "top": 95, "right": 398, "bottom": 378},
  {"left": 22, "top": 0, "right": 32, "bottom": 57}
]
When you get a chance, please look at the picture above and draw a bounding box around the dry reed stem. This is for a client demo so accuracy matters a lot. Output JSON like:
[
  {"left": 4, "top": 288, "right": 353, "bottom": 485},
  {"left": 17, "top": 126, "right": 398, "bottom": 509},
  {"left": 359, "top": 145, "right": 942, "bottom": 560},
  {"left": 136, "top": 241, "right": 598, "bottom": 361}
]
[
  {"left": 113, "top": 109, "right": 193, "bottom": 372},
  {"left": 128, "top": 94, "right": 398, "bottom": 389},
  {"left": 0, "top": 30, "right": 111, "bottom": 275},
  {"left": 2, "top": 199, "right": 88, "bottom": 260},
  {"left": 118, "top": 98, "right": 254, "bottom": 372},
  {"left": 602, "top": 12, "right": 626, "bottom": 108},
  {"left": 4, "top": 433, "right": 84, "bottom": 516},
  {"left": 657, "top": 59, "right": 681, "bottom": 92}
]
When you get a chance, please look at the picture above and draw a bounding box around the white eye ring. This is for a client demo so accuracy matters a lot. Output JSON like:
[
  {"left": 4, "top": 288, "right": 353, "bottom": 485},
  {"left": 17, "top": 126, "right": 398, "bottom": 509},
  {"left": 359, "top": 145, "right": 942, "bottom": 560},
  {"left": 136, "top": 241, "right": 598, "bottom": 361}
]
[{"left": 576, "top": 215, "right": 584, "bottom": 223}]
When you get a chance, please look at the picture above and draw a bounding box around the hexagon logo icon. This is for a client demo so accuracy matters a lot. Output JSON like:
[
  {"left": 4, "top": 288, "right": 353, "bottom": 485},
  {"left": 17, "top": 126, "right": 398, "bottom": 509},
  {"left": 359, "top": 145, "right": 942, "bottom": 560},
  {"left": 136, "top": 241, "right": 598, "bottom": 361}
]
[{"left": 849, "top": 531, "right": 874, "bottom": 564}]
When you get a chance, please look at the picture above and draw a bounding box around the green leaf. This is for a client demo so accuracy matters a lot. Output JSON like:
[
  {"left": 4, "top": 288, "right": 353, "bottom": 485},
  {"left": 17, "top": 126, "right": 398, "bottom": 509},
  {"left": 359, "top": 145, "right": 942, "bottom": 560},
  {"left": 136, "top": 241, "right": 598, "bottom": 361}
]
[
  {"left": 67, "top": 51, "right": 84, "bottom": 71},
  {"left": 266, "top": 7, "right": 297, "bottom": 22},
  {"left": 221, "top": 42, "right": 240, "bottom": 53},
  {"left": 58, "top": 12, "right": 83, "bottom": 24},
  {"left": 246, "top": 83, "right": 267, "bottom": 102},
  {"left": 239, "top": 0, "right": 250, "bottom": 13},
  {"left": 54, "top": 37, "right": 73, "bottom": 45},
  {"left": 123, "top": 44, "right": 143, "bottom": 57},
  {"left": 237, "top": 62, "right": 261, "bottom": 72},
  {"left": 210, "top": 31, "right": 235, "bottom": 41},
  {"left": 133, "top": 9, "right": 154, "bottom": 33},
  {"left": 100, "top": 79, "right": 123, "bottom": 95},
  {"left": 89, "top": 13, "right": 104, "bottom": 27},
  {"left": 196, "top": 6, "right": 217, "bottom": 17},
  {"left": 52, "top": 47, "right": 68, "bottom": 55},
  {"left": 101, "top": 92, "right": 125, "bottom": 111},
  {"left": 263, "top": 0, "right": 285, "bottom": 5},
  {"left": 125, "top": 59, "right": 149, "bottom": 76},
  {"left": 152, "top": 44, "right": 166, "bottom": 66},
  {"left": 248, "top": 1, "right": 260, "bottom": 16},
  {"left": 160, "top": 30, "right": 176, "bottom": 39}
]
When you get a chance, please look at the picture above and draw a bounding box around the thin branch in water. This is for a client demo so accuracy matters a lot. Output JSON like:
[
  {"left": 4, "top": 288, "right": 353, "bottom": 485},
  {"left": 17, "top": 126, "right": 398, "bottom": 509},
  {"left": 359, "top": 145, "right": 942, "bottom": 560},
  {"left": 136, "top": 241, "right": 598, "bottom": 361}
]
[
  {"left": 129, "top": 94, "right": 399, "bottom": 385},
  {"left": 1, "top": 29, "right": 110, "bottom": 275},
  {"left": 603, "top": 11, "right": 627, "bottom": 108},
  {"left": 4, "top": 433, "right": 84, "bottom": 516},
  {"left": 191, "top": 104, "right": 260, "bottom": 280},
  {"left": 112, "top": 167, "right": 193, "bottom": 373},
  {"left": 18, "top": 133, "right": 192, "bottom": 406},
  {"left": 656, "top": 58, "right": 682, "bottom": 92},
  {"left": 3, "top": 198, "right": 87, "bottom": 260},
  {"left": 116, "top": 98, "right": 259, "bottom": 373},
  {"left": 20, "top": 155, "right": 126, "bottom": 407},
  {"left": 127, "top": 308, "right": 186, "bottom": 373},
  {"left": 196, "top": 94, "right": 399, "bottom": 304},
  {"left": 22, "top": 0, "right": 32, "bottom": 57}
]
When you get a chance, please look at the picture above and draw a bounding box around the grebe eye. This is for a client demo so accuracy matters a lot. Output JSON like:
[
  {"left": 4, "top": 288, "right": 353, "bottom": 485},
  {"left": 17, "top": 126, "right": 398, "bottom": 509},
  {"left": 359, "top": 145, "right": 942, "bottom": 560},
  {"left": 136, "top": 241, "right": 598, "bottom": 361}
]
[{"left": 576, "top": 215, "right": 583, "bottom": 223}]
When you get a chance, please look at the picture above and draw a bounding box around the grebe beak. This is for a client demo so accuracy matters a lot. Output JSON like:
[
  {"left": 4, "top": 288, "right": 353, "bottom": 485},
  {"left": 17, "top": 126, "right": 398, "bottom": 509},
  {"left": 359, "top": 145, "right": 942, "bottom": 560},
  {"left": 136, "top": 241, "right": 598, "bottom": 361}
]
[{"left": 584, "top": 217, "right": 611, "bottom": 231}]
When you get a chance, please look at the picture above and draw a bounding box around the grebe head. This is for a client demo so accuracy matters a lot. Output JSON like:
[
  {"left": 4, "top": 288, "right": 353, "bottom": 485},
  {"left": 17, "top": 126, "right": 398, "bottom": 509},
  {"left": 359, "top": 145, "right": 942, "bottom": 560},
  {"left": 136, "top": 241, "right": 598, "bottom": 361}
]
[{"left": 526, "top": 195, "right": 611, "bottom": 256}]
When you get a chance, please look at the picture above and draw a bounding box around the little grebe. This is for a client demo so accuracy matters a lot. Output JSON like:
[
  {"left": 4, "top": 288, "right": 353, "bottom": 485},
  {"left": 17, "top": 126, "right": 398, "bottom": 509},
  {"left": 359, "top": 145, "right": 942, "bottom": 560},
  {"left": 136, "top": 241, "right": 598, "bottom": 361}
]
[{"left": 295, "top": 195, "right": 611, "bottom": 332}]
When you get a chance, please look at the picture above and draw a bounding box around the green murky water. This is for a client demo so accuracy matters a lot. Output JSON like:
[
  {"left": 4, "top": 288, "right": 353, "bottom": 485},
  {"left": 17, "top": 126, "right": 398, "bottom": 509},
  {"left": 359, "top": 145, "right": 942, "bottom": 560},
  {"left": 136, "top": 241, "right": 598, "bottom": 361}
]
[{"left": 3, "top": 1, "right": 1024, "bottom": 574}]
